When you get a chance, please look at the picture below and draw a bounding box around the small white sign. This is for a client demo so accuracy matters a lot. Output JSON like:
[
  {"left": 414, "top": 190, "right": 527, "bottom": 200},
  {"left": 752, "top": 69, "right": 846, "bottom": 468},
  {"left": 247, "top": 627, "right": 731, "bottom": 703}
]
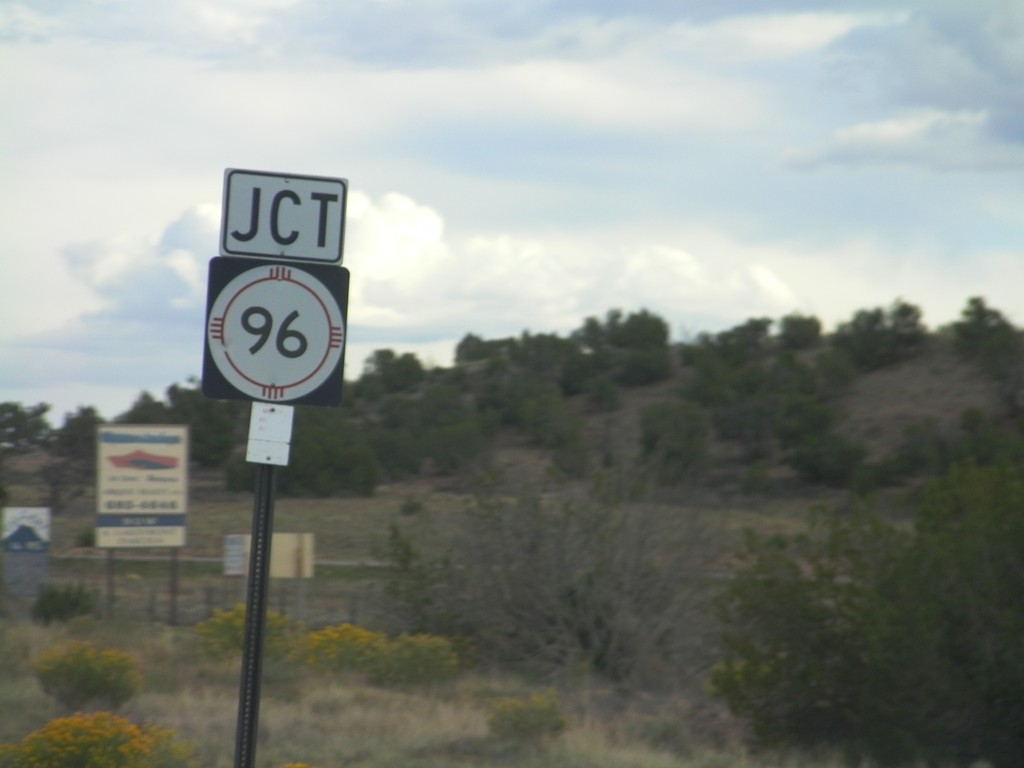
[
  {"left": 246, "top": 403, "right": 294, "bottom": 466},
  {"left": 246, "top": 439, "right": 290, "bottom": 466},
  {"left": 224, "top": 533, "right": 247, "bottom": 577},
  {"left": 221, "top": 169, "right": 347, "bottom": 263}
]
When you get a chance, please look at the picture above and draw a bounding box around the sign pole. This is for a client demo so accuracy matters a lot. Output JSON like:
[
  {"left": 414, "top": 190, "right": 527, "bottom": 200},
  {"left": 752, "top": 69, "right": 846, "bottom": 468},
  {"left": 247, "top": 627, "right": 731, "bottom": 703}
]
[
  {"left": 168, "top": 548, "right": 179, "bottom": 625},
  {"left": 234, "top": 462, "right": 276, "bottom": 768},
  {"left": 105, "top": 550, "right": 115, "bottom": 618}
]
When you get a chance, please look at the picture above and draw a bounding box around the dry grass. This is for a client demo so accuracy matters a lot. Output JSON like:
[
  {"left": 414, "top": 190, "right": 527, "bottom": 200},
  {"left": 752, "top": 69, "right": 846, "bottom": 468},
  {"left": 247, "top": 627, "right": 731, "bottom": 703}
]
[{"left": 0, "top": 619, "right": 868, "bottom": 768}]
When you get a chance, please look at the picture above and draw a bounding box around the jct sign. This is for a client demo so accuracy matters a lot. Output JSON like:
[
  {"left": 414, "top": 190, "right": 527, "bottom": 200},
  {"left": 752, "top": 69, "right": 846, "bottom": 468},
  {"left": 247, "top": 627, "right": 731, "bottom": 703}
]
[{"left": 221, "top": 169, "right": 348, "bottom": 263}]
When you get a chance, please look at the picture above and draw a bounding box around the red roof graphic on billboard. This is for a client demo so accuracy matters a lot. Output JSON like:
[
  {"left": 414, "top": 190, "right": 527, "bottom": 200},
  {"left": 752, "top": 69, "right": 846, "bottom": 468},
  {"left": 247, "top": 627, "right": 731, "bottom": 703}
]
[{"left": 107, "top": 450, "right": 179, "bottom": 470}]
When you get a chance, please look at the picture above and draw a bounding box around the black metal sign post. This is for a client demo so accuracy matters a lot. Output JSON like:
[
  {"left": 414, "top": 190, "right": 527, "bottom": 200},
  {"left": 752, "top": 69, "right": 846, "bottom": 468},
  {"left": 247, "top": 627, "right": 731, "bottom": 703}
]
[{"left": 234, "top": 462, "right": 277, "bottom": 768}]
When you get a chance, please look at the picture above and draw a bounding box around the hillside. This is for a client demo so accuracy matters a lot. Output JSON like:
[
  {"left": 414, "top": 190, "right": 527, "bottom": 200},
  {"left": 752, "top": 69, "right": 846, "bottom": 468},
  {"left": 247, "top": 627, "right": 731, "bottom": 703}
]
[
  {"left": 834, "top": 335, "right": 1002, "bottom": 457},
  {"left": 485, "top": 334, "right": 1011, "bottom": 505},
  {"left": 2, "top": 300, "right": 1022, "bottom": 550}
]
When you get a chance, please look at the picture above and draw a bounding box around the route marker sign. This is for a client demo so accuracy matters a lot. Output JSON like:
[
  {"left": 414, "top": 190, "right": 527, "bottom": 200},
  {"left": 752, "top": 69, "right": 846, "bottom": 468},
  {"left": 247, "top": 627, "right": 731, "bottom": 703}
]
[
  {"left": 221, "top": 169, "right": 348, "bottom": 263},
  {"left": 201, "top": 256, "right": 349, "bottom": 406}
]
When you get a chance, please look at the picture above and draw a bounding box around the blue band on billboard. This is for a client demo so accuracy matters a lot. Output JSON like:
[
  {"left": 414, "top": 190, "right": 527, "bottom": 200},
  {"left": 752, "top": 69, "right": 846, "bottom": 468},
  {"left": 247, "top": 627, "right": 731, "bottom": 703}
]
[
  {"left": 96, "top": 515, "right": 187, "bottom": 528},
  {"left": 100, "top": 431, "right": 183, "bottom": 444}
]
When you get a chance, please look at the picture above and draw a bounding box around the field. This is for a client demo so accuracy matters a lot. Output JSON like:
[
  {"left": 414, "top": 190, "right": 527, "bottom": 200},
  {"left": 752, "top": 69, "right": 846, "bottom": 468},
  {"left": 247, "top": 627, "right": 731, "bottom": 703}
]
[
  {"left": 0, "top": 613, "right": 865, "bottom": 768},
  {"left": 5, "top": 456, "right": 812, "bottom": 628},
  {"left": 0, "top": 474, "right": 841, "bottom": 768}
]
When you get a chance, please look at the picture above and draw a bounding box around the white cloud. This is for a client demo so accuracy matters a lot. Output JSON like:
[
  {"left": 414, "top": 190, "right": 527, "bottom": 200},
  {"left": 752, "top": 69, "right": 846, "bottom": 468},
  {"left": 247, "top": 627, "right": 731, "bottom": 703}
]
[
  {"left": 662, "top": 12, "right": 908, "bottom": 63},
  {"left": 63, "top": 237, "right": 138, "bottom": 291},
  {"left": 747, "top": 263, "right": 799, "bottom": 307},
  {"left": 184, "top": 0, "right": 300, "bottom": 46},
  {"left": 785, "top": 109, "right": 1024, "bottom": 170},
  {"left": 58, "top": 206, "right": 213, "bottom": 314},
  {"left": 348, "top": 192, "right": 448, "bottom": 283},
  {"left": 494, "top": 59, "right": 765, "bottom": 134}
]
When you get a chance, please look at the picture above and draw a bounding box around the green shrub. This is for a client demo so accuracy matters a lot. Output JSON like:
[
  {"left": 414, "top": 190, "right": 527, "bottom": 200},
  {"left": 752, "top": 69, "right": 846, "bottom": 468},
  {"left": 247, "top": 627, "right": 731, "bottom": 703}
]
[
  {"left": 956, "top": 407, "right": 1024, "bottom": 466},
  {"left": 550, "top": 434, "right": 590, "bottom": 478},
  {"left": 195, "top": 604, "right": 297, "bottom": 661},
  {"left": 616, "top": 348, "right": 671, "bottom": 386},
  {"left": 740, "top": 461, "right": 772, "bottom": 495},
  {"left": 774, "top": 397, "right": 835, "bottom": 450},
  {"left": 682, "top": 346, "right": 739, "bottom": 406},
  {"left": 486, "top": 689, "right": 569, "bottom": 741},
  {"left": 831, "top": 299, "right": 927, "bottom": 370},
  {"left": 278, "top": 409, "right": 380, "bottom": 497},
  {"left": 606, "top": 308, "right": 670, "bottom": 351},
  {"left": 399, "top": 496, "right": 425, "bottom": 516},
  {"left": 890, "top": 418, "right": 952, "bottom": 476},
  {"left": 32, "top": 583, "right": 95, "bottom": 625},
  {"left": 559, "top": 346, "right": 605, "bottom": 395},
  {"left": 0, "top": 711, "right": 195, "bottom": 768},
  {"left": 223, "top": 455, "right": 256, "bottom": 492},
  {"left": 693, "top": 317, "right": 773, "bottom": 366},
  {"left": 75, "top": 527, "right": 96, "bottom": 548},
  {"left": 639, "top": 400, "right": 711, "bottom": 481},
  {"left": 586, "top": 375, "right": 621, "bottom": 411},
  {"left": 713, "top": 397, "right": 774, "bottom": 459},
  {"left": 710, "top": 505, "right": 910, "bottom": 756},
  {"left": 712, "top": 462, "right": 1024, "bottom": 767},
  {"left": 951, "top": 296, "right": 1021, "bottom": 376},
  {"left": 425, "top": 419, "right": 487, "bottom": 474},
  {"left": 455, "top": 332, "right": 494, "bottom": 363},
  {"left": 786, "top": 433, "right": 866, "bottom": 487},
  {"left": 778, "top": 312, "right": 822, "bottom": 350},
  {"left": 33, "top": 641, "right": 142, "bottom": 710},
  {"left": 364, "top": 633, "right": 460, "bottom": 686},
  {"left": 814, "top": 348, "right": 857, "bottom": 393},
  {"left": 520, "top": 383, "right": 579, "bottom": 449}
]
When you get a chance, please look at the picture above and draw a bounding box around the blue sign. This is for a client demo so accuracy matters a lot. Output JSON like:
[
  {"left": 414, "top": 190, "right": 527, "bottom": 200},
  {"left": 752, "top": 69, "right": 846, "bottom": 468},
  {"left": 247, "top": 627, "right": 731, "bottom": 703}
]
[{"left": 3, "top": 507, "right": 50, "bottom": 553}]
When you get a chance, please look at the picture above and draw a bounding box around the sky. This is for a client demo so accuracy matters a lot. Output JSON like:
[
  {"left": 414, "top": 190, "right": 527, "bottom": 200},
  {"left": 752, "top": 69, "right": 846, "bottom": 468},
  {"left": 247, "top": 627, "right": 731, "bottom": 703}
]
[{"left": 2, "top": 0, "right": 1024, "bottom": 424}]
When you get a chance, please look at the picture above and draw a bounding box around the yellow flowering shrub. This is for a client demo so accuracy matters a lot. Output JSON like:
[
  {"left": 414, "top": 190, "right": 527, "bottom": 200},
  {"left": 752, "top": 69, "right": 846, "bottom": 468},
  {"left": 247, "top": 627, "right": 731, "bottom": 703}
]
[
  {"left": 33, "top": 642, "right": 142, "bottom": 711},
  {"left": 195, "top": 604, "right": 297, "bottom": 661},
  {"left": 304, "top": 624, "right": 459, "bottom": 685},
  {"left": 486, "top": 689, "right": 569, "bottom": 741},
  {"left": 304, "top": 623, "right": 386, "bottom": 673},
  {"left": 0, "top": 711, "right": 195, "bottom": 768}
]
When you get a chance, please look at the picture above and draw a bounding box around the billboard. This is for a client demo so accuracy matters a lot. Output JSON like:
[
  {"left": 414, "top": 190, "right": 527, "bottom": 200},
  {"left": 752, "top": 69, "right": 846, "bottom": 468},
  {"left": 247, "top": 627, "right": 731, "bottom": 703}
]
[{"left": 96, "top": 425, "right": 188, "bottom": 548}]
